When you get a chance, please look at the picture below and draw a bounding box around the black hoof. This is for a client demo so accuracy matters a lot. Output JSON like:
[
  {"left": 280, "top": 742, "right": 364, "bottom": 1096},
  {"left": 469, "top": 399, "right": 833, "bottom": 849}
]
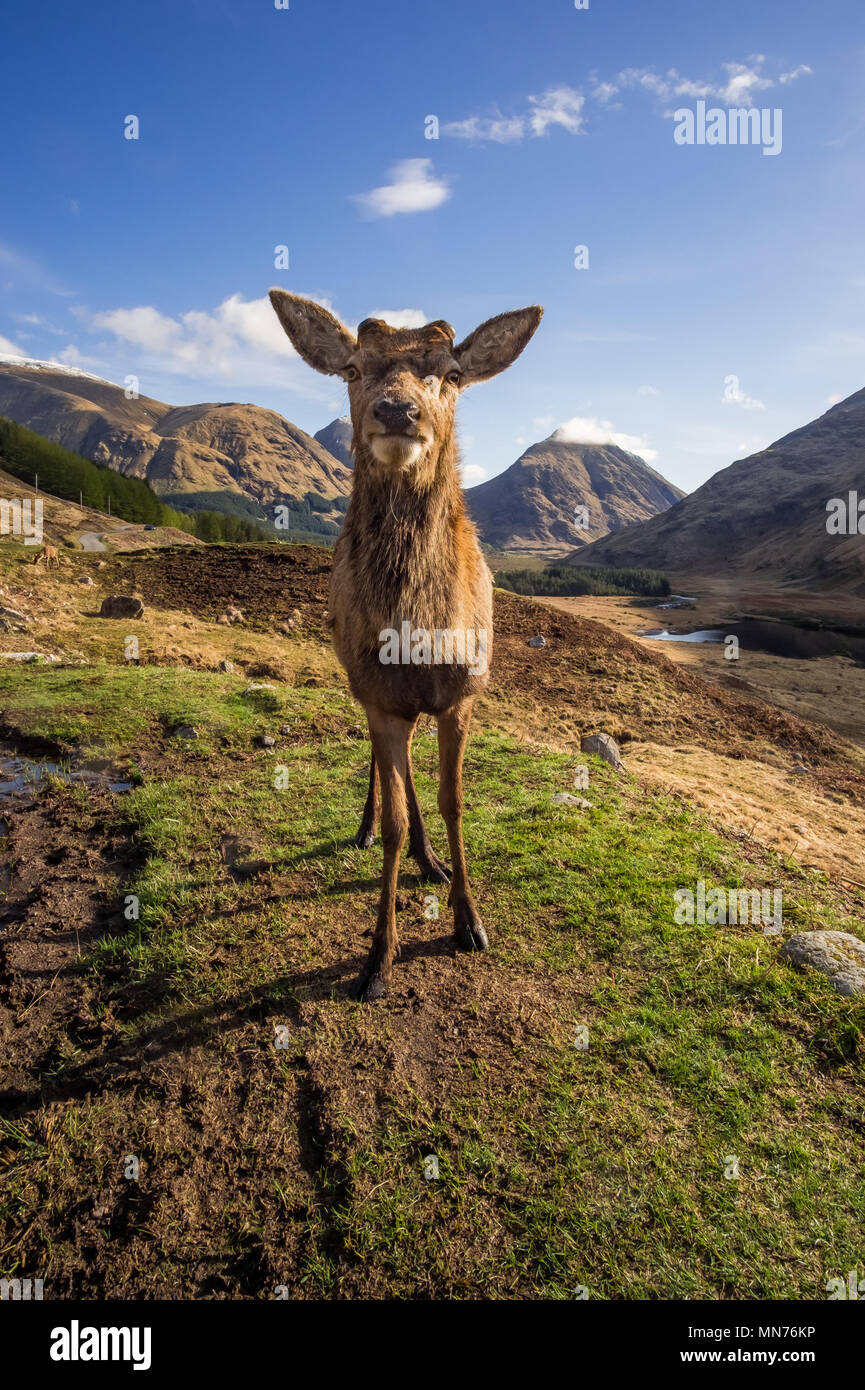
[
  {"left": 354, "top": 826, "right": 376, "bottom": 849},
  {"left": 453, "top": 901, "right": 489, "bottom": 953},
  {"left": 413, "top": 850, "right": 451, "bottom": 885},
  {"left": 350, "top": 969, "right": 389, "bottom": 1002}
]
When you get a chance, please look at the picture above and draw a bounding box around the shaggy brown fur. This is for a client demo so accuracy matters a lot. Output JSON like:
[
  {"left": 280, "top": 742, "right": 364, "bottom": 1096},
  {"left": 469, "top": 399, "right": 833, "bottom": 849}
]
[
  {"left": 270, "top": 290, "right": 542, "bottom": 1000},
  {"left": 33, "top": 544, "right": 59, "bottom": 567}
]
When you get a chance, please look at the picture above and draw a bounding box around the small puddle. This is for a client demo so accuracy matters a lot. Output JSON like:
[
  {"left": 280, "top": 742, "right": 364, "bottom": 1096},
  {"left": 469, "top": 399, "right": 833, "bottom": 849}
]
[
  {"left": 641, "top": 628, "right": 726, "bottom": 644},
  {"left": 0, "top": 750, "right": 133, "bottom": 804}
]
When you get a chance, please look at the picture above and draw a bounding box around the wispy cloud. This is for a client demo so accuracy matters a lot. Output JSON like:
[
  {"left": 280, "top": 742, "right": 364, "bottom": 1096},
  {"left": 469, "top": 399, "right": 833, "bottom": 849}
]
[
  {"left": 352, "top": 159, "right": 450, "bottom": 218},
  {"left": 443, "top": 86, "right": 585, "bottom": 143},
  {"left": 592, "top": 56, "right": 811, "bottom": 110},
  {"left": 722, "top": 375, "right": 765, "bottom": 410},
  {"left": 440, "top": 59, "right": 809, "bottom": 153},
  {"left": 552, "top": 416, "right": 657, "bottom": 462}
]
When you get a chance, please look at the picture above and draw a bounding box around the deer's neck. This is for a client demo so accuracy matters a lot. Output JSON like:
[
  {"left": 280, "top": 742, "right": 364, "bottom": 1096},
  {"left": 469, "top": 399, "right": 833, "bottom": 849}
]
[{"left": 343, "top": 430, "right": 474, "bottom": 627}]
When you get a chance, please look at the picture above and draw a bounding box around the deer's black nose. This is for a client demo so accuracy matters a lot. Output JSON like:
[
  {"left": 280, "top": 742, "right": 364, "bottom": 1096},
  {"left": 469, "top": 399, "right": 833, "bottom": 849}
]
[{"left": 373, "top": 398, "right": 420, "bottom": 432}]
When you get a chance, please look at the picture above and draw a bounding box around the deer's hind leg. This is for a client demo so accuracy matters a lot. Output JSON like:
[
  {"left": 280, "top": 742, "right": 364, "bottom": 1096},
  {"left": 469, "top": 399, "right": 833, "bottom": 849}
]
[
  {"left": 354, "top": 752, "right": 379, "bottom": 848},
  {"left": 351, "top": 707, "right": 412, "bottom": 1002},
  {"left": 406, "top": 737, "right": 450, "bottom": 886},
  {"left": 356, "top": 741, "right": 450, "bottom": 885},
  {"left": 437, "top": 698, "right": 488, "bottom": 953}
]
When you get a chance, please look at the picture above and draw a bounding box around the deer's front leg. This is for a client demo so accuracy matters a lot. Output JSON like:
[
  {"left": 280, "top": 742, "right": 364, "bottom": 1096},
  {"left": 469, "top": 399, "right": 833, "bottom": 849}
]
[
  {"left": 351, "top": 707, "right": 411, "bottom": 1002},
  {"left": 437, "top": 699, "right": 488, "bottom": 953}
]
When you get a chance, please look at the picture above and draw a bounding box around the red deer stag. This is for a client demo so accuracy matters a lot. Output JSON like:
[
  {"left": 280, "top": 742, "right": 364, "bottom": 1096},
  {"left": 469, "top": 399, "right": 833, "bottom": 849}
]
[{"left": 269, "top": 291, "right": 542, "bottom": 1000}]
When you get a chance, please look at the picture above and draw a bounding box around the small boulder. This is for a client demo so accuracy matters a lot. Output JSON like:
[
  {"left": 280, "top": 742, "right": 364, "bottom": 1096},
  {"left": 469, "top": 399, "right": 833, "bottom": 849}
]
[
  {"left": 220, "top": 605, "right": 245, "bottom": 625},
  {"left": 255, "top": 734, "right": 276, "bottom": 748},
  {"left": 527, "top": 635, "right": 546, "bottom": 648},
  {"left": 100, "top": 595, "right": 144, "bottom": 619},
  {"left": 780, "top": 930, "right": 865, "bottom": 997},
  {"left": 79, "top": 576, "right": 95, "bottom": 587},
  {"left": 581, "top": 732, "right": 625, "bottom": 771},
  {"left": 551, "top": 792, "right": 594, "bottom": 808},
  {"left": 172, "top": 724, "right": 199, "bottom": 740},
  {"left": 218, "top": 659, "right": 236, "bottom": 673}
]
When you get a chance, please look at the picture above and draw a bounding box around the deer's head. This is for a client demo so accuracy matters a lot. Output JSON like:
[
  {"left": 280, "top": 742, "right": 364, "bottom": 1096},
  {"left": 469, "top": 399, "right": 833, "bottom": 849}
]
[{"left": 269, "top": 290, "right": 542, "bottom": 484}]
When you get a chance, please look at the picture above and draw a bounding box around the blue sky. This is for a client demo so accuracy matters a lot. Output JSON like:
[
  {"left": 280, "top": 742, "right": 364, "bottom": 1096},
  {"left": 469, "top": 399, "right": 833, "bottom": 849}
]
[{"left": 1, "top": 0, "right": 863, "bottom": 491}]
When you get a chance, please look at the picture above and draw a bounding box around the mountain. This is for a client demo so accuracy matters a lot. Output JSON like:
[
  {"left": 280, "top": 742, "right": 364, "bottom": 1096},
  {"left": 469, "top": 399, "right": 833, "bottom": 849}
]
[
  {"left": 464, "top": 436, "right": 685, "bottom": 553},
  {"left": 314, "top": 416, "right": 353, "bottom": 468},
  {"left": 0, "top": 357, "right": 350, "bottom": 515},
  {"left": 567, "top": 388, "right": 865, "bottom": 594}
]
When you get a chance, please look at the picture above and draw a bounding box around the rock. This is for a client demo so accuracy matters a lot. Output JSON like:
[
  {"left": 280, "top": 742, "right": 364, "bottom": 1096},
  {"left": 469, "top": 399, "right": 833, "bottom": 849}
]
[
  {"left": 95, "top": 560, "right": 107, "bottom": 569},
  {"left": 527, "top": 635, "right": 546, "bottom": 648},
  {"left": 581, "top": 732, "right": 625, "bottom": 771},
  {"left": 256, "top": 734, "right": 276, "bottom": 748},
  {"left": 780, "top": 930, "right": 865, "bottom": 997},
  {"left": 218, "top": 659, "right": 236, "bottom": 673},
  {"left": 0, "top": 605, "right": 27, "bottom": 623},
  {"left": 99, "top": 595, "right": 144, "bottom": 619},
  {"left": 246, "top": 660, "right": 288, "bottom": 681},
  {"left": 220, "top": 605, "right": 245, "bottom": 625},
  {"left": 244, "top": 682, "right": 276, "bottom": 694},
  {"left": 792, "top": 763, "right": 810, "bottom": 776},
  {"left": 551, "top": 793, "right": 594, "bottom": 808},
  {"left": 78, "top": 576, "right": 95, "bottom": 587},
  {"left": 172, "top": 724, "right": 199, "bottom": 740},
  {"left": 0, "top": 651, "right": 60, "bottom": 663},
  {"left": 279, "top": 724, "right": 292, "bottom": 735}
]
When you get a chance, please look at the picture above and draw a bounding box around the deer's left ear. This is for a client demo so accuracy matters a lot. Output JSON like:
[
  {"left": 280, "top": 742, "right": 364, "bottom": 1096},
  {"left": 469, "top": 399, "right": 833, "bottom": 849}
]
[
  {"left": 454, "top": 306, "right": 543, "bottom": 385},
  {"left": 269, "top": 289, "right": 357, "bottom": 376}
]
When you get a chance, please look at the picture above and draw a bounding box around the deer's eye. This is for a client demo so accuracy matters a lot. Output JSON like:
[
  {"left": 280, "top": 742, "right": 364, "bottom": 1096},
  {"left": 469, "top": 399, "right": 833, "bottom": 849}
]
[
  {"left": 445, "top": 370, "right": 461, "bottom": 385},
  {"left": 345, "top": 365, "right": 360, "bottom": 382}
]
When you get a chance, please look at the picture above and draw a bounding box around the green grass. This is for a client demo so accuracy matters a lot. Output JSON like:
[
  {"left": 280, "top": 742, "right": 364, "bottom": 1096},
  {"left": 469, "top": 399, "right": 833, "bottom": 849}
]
[{"left": 1, "top": 661, "right": 863, "bottom": 1299}]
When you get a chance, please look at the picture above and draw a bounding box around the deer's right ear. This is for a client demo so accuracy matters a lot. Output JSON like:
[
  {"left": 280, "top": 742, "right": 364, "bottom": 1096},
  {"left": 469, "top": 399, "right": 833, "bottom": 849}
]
[{"left": 269, "top": 289, "right": 357, "bottom": 376}]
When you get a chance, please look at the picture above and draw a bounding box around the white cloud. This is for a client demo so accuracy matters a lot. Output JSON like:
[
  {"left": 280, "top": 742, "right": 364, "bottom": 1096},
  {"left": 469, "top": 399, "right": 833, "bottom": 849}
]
[
  {"left": 527, "top": 86, "right": 585, "bottom": 135},
  {"left": 353, "top": 159, "right": 450, "bottom": 218},
  {"left": 0, "top": 332, "right": 27, "bottom": 356},
  {"left": 443, "top": 86, "right": 584, "bottom": 143},
  {"left": 718, "top": 62, "right": 773, "bottom": 106},
  {"left": 722, "top": 376, "right": 765, "bottom": 410},
  {"left": 89, "top": 294, "right": 297, "bottom": 370},
  {"left": 442, "top": 114, "right": 525, "bottom": 143},
  {"left": 76, "top": 292, "right": 344, "bottom": 398},
  {"left": 592, "top": 57, "right": 810, "bottom": 110},
  {"left": 637, "top": 384, "right": 659, "bottom": 397},
  {"left": 461, "top": 463, "right": 487, "bottom": 486},
  {"left": 780, "top": 65, "right": 812, "bottom": 84},
  {"left": 367, "top": 308, "right": 428, "bottom": 328},
  {"left": 552, "top": 416, "right": 657, "bottom": 462}
]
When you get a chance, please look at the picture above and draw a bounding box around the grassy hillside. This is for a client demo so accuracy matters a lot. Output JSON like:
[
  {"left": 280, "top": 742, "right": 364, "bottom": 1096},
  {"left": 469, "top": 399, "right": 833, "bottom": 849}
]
[
  {"left": 0, "top": 416, "right": 269, "bottom": 543},
  {"left": 0, "top": 544, "right": 863, "bottom": 1299}
]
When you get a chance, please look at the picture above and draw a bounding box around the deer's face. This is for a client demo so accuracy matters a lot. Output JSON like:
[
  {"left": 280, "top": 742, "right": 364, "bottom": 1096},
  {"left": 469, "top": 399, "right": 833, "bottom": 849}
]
[
  {"left": 345, "top": 319, "right": 461, "bottom": 475},
  {"left": 269, "top": 291, "right": 543, "bottom": 480}
]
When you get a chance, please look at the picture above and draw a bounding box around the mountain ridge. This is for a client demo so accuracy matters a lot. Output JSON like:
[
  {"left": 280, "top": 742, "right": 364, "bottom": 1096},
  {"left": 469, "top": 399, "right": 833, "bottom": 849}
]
[{"left": 568, "top": 387, "right": 865, "bottom": 594}]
